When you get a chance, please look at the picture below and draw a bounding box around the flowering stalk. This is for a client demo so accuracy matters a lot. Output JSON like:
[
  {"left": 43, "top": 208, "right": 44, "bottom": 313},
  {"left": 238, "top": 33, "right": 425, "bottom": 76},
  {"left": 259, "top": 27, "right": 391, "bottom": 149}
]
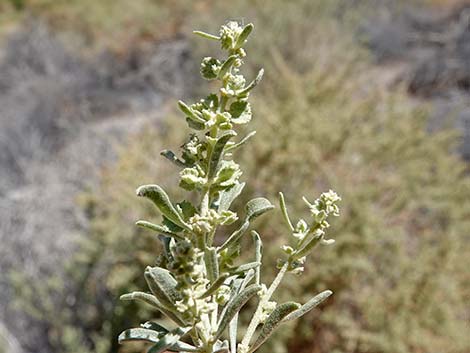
[{"left": 118, "top": 21, "right": 341, "bottom": 353}]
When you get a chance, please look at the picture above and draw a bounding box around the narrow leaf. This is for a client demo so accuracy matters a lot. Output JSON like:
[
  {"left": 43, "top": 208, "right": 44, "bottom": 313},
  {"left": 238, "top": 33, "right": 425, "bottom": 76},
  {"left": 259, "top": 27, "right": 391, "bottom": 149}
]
[
  {"left": 293, "top": 234, "right": 323, "bottom": 259},
  {"left": 229, "top": 262, "right": 261, "bottom": 275},
  {"left": 145, "top": 266, "right": 181, "bottom": 307},
  {"left": 162, "top": 216, "right": 184, "bottom": 233},
  {"left": 240, "top": 269, "right": 255, "bottom": 291},
  {"left": 251, "top": 231, "right": 263, "bottom": 284},
  {"left": 186, "top": 117, "right": 205, "bottom": 130},
  {"left": 229, "top": 101, "right": 252, "bottom": 124},
  {"left": 235, "top": 23, "right": 254, "bottom": 49},
  {"left": 219, "top": 198, "right": 269, "bottom": 252},
  {"left": 193, "top": 30, "right": 220, "bottom": 40},
  {"left": 249, "top": 302, "right": 300, "bottom": 352},
  {"left": 226, "top": 131, "right": 256, "bottom": 152},
  {"left": 136, "top": 185, "right": 190, "bottom": 230},
  {"left": 208, "top": 131, "right": 237, "bottom": 179},
  {"left": 283, "top": 290, "right": 333, "bottom": 322},
  {"left": 237, "top": 69, "right": 264, "bottom": 96},
  {"left": 177, "top": 200, "right": 197, "bottom": 220},
  {"left": 160, "top": 150, "right": 188, "bottom": 167},
  {"left": 218, "top": 55, "right": 237, "bottom": 79},
  {"left": 158, "top": 235, "right": 174, "bottom": 262},
  {"left": 229, "top": 314, "right": 238, "bottom": 353},
  {"left": 178, "top": 100, "right": 205, "bottom": 123},
  {"left": 120, "top": 292, "right": 164, "bottom": 308},
  {"left": 147, "top": 327, "right": 191, "bottom": 353},
  {"left": 204, "top": 247, "right": 219, "bottom": 283},
  {"left": 120, "top": 292, "right": 185, "bottom": 326},
  {"left": 218, "top": 182, "right": 245, "bottom": 212},
  {"left": 136, "top": 220, "right": 184, "bottom": 240},
  {"left": 219, "top": 220, "right": 249, "bottom": 251},
  {"left": 141, "top": 321, "right": 169, "bottom": 334},
  {"left": 198, "top": 273, "right": 230, "bottom": 299},
  {"left": 245, "top": 197, "right": 274, "bottom": 221},
  {"left": 118, "top": 328, "right": 163, "bottom": 344},
  {"left": 278, "top": 192, "right": 294, "bottom": 231},
  {"left": 215, "top": 284, "right": 262, "bottom": 339}
]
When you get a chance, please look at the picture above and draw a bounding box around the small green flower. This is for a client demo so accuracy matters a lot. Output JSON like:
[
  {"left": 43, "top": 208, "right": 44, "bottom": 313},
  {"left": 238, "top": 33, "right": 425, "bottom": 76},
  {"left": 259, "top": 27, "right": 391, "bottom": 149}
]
[
  {"left": 200, "top": 57, "right": 221, "bottom": 80},
  {"left": 219, "top": 21, "right": 244, "bottom": 50}
]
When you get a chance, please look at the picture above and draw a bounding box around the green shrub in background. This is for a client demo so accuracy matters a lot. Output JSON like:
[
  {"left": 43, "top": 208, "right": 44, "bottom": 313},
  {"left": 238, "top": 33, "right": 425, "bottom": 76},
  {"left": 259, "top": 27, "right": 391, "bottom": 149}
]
[
  {"left": 86, "top": 36, "right": 470, "bottom": 353},
  {"left": 47, "top": 20, "right": 470, "bottom": 353},
  {"left": 8, "top": 1, "right": 470, "bottom": 353}
]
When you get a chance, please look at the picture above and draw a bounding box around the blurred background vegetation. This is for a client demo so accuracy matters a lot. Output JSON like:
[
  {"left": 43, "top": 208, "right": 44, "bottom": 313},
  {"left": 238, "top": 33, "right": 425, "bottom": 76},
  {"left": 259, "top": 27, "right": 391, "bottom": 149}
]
[{"left": 0, "top": 1, "right": 469, "bottom": 353}]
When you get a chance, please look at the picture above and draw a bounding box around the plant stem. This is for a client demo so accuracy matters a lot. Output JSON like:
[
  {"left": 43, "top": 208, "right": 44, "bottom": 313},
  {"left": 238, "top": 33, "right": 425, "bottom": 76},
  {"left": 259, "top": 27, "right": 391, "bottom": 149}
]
[
  {"left": 201, "top": 189, "right": 210, "bottom": 216},
  {"left": 240, "top": 262, "right": 289, "bottom": 350}
]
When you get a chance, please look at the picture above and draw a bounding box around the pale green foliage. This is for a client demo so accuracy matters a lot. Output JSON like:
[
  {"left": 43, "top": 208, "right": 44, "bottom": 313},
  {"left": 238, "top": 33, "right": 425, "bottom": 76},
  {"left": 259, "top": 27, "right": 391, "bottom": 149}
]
[
  {"left": 119, "top": 21, "right": 341, "bottom": 353},
  {"left": 7, "top": 2, "right": 470, "bottom": 353},
  {"left": 118, "top": 21, "right": 340, "bottom": 353},
  {"left": 105, "top": 20, "right": 470, "bottom": 352}
]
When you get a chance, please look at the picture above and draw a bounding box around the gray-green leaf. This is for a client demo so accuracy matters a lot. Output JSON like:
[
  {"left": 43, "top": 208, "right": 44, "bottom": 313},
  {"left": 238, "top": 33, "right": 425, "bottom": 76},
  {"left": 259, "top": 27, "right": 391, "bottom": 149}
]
[
  {"left": 208, "top": 131, "right": 237, "bottom": 179},
  {"left": 160, "top": 150, "right": 188, "bottom": 168},
  {"left": 204, "top": 247, "right": 219, "bottom": 283},
  {"left": 283, "top": 290, "right": 332, "bottom": 322},
  {"left": 229, "top": 101, "right": 252, "bottom": 124},
  {"left": 237, "top": 69, "right": 264, "bottom": 97},
  {"left": 145, "top": 266, "right": 181, "bottom": 307},
  {"left": 229, "top": 262, "right": 261, "bottom": 275},
  {"left": 215, "top": 284, "right": 262, "bottom": 339},
  {"left": 235, "top": 23, "right": 254, "bottom": 49},
  {"left": 147, "top": 327, "right": 191, "bottom": 353},
  {"left": 136, "top": 220, "right": 184, "bottom": 240},
  {"left": 218, "top": 55, "right": 237, "bottom": 79},
  {"left": 252, "top": 231, "right": 263, "bottom": 284},
  {"left": 118, "top": 328, "right": 163, "bottom": 344},
  {"left": 178, "top": 100, "right": 204, "bottom": 123},
  {"left": 293, "top": 234, "right": 323, "bottom": 259},
  {"left": 218, "top": 182, "right": 245, "bottom": 212},
  {"left": 186, "top": 117, "right": 206, "bottom": 130},
  {"left": 249, "top": 302, "right": 300, "bottom": 352},
  {"left": 193, "top": 30, "right": 220, "bottom": 40},
  {"left": 141, "top": 321, "right": 169, "bottom": 334},
  {"left": 119, "top": 292, "right": 184, "bottom": 325},
  {"left": 198, "top": 273, "right": 230, "bottom": 299},
  {"left": 226, "top": 131, "right": 256, "bottom": 152},
  {"left": 136, "top": 185, "right": 190, "bottom": 230},
  {"left": 245, "top": 197, "right": 274, "bottom": 221},
  {"left": 218, "top": 220, "right": 249, "bottom": 252}
]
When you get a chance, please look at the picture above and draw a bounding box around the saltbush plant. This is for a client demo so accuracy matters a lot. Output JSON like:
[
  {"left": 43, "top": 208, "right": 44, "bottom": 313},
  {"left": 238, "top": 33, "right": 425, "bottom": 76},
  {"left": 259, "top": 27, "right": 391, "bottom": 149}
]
[
  {"left": 9, "top": 3, "right": 470, "bottom": 353},
  {"left": 117, "top": 21, "right": 340, "bottom": 353}
]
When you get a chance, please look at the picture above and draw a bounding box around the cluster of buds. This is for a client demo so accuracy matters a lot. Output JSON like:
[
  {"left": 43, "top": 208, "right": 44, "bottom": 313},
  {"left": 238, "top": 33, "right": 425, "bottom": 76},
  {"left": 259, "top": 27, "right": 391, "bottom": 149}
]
[
  {"left": 188, "top": 209, "right": 238, "bottom": 235},
  {"left": 278, "top": 190, "right": 341, "bottom": 274},
  {"left": 168, "top": 241, "right": 215, "bottom": 322}
]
